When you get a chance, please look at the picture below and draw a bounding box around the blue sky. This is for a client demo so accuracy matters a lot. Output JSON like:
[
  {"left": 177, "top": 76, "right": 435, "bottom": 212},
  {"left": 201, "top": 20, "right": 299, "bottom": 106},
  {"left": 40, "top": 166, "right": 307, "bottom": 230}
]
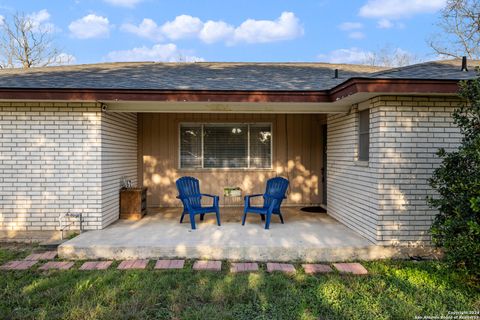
[{"left": 0, "top": 0, "right": 447, "bottom": 64}]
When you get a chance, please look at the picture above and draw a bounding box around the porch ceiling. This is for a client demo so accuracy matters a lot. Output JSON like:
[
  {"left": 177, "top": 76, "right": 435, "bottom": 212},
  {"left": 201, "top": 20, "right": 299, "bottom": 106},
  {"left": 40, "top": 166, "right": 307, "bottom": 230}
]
[{"left": 100, "top": 100, "right": 359, "bottom": 113}]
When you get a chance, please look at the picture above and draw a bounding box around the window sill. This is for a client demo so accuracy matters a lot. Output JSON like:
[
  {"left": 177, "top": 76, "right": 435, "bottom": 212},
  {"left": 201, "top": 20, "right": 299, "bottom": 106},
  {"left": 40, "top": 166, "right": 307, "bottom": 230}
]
[
  {"left": 354, "top": 160, "right": 369, "bottom": 167},
  {"left": 178, "top": 168, "right": 275, "bottom": 172}
]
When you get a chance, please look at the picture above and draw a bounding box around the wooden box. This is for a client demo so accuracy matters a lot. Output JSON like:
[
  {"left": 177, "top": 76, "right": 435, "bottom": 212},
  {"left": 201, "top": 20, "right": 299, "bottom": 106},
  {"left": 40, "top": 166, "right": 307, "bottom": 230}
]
[{"left": 119, "top": 187, "right": 147, "bottom": 220}]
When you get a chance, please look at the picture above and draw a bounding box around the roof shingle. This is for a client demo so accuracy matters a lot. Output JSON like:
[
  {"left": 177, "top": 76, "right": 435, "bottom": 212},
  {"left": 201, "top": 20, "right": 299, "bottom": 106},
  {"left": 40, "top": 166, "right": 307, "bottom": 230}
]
[{"left": 0, "top": 59, "right": 477, "bottom": 92}]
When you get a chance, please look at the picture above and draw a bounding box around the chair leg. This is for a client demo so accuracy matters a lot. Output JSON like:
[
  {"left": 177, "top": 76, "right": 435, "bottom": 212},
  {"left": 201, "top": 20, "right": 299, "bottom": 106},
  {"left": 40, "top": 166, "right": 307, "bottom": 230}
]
[
  {"left": 261, "top": 214, "right": 265, "bottom": 221},
  {"left": 242, "top": 208, "right": 248, "bottom": 226},
  {"left": 180, "top": 210, "right": 186, "bottom": 223},
  {"left": 265, "top": 212, "right": 272, "bottom": 230},
  {"left": 215, "top": 208, "right": 221, "bottom": 226},
  {"left": 190, "top": 213, "right": 196, "bottom": 230},
  {"left": 278, "top": 212, "right": 284, "bottom": 224},
  {"left": 200, "top": 214, "right": 205, "bottom": 221}
]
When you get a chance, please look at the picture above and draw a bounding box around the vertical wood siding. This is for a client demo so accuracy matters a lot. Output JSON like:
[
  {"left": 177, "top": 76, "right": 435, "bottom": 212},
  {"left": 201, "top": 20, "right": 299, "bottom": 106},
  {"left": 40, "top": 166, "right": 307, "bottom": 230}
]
[{"left": 138, "top": 113, "right": 325, "bottom": 208}]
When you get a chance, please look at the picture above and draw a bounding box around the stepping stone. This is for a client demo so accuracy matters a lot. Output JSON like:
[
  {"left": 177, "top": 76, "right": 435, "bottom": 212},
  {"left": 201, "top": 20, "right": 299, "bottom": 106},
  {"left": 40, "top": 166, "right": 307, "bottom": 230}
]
[
  {"left": 193, "top": 260, "right": 222, "bottom": 271},
  {"left": 302, "top": 264, "right": 333, "bottom": 274},
  {"left": 266, "top": 263, "right": 296, "bottom": 273},
  {"left": 79, "top": 261, "right": 113, "bottom": 270},
  {"left": 39, "top": 261, "right": 74, "bottom": 270},
  {"left": 230, "top": 262, "right": 259, "bottom": 273},
  {"left": 0, "top": 260, "right": 38, "bottom": 270},
  {"left": 333, "top": 263, "right": 368, "bottom": 275},
  {"left": 117, "top": 260, "right": 149, "bottom": 270},
  {"left": 154, "top": 259, "right": 185, "bottom": 270},
  {"left": 24, "top": 251, "right": 57, "bottom": 260}
]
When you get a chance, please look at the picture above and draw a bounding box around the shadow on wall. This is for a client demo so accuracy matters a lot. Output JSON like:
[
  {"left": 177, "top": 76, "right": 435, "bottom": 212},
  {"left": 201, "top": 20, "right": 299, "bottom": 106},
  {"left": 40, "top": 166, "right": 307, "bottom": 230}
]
[
  {"left": 142, "top": 155, "right": 320, "bottom": 207},
  {"left": 0, "top": 110, "right": 101, "bottom": 232}
]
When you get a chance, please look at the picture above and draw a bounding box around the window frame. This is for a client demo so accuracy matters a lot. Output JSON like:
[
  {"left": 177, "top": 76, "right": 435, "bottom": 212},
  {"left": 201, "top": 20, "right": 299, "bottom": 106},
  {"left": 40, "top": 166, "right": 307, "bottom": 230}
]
[
  {"left": 178, "top": 122, "right": 273, "bottom": 170},
  {"left": 357, "top": 108, "right": 370, "bottom": 161}
]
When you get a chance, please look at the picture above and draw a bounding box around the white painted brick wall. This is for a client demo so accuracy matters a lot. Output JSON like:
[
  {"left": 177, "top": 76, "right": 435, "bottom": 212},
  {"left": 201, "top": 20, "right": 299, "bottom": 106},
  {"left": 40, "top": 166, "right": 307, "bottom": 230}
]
[
  {"left": 0, "top": 103, "right": 102, "bottom": 231},
  {"left": 374, "top": 96, "right": 462, "bottom": 245},
  {"left": 0, "top": 103, "right": 138, "bottom": 232},
  {"left": 327, "top": 96, "right": 463, "bottom": 246}
]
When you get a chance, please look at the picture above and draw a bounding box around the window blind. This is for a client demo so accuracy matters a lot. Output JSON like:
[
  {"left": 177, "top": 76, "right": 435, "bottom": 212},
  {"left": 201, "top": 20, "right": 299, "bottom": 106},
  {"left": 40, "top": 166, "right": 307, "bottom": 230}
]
[
  {"left": 179, "top": 123, "right": 272, "bottom": 169},
  {"left": 204, "top": 124, "right": 248, "bottom": 168},
  {"left": 180, "top": 124, "right": 202, "bottom": 168},
  {"left": 358, "top": 109, "right": 370, "bottom": 161},
  {"left": 249, "top": 124, "right": 272, "bottom": 168}
]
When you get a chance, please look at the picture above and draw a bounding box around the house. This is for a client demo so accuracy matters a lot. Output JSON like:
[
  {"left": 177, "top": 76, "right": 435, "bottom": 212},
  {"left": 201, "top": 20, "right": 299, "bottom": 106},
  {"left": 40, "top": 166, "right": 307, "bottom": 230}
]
[{"left": 0, "top": 59, "right": 478, "bottom": 249}]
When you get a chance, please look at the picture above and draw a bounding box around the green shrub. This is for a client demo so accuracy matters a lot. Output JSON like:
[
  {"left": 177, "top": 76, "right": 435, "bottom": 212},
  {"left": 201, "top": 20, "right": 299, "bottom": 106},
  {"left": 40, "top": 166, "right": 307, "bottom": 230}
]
[{"left": 429, "top": 69, "right": 480, "bottom": 280}]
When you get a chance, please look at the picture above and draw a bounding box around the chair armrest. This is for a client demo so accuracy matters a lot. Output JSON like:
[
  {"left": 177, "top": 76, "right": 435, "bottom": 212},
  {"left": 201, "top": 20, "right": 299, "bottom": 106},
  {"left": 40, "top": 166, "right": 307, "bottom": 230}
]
[
  {"left": 201, "top": 193, "right": 218, "bottom": 198},
  {"left": 201, "top": 193, "right": 219, "bottom": 207},
  {"left": 244, "top": 194, "right": 263, "bottom": 200},
  {"left": 244, "top": 194, "right": 263, "bottom": 207}
]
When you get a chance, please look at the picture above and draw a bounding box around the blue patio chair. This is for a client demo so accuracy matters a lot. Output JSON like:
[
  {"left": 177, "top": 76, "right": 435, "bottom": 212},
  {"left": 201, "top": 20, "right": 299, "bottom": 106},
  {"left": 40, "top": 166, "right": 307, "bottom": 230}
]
[
  {"left": 242, "top": 177, "right": 289, "bottom": 229},
  {"left": 176, "top": 176, "right": 220, "bottom": 230}
]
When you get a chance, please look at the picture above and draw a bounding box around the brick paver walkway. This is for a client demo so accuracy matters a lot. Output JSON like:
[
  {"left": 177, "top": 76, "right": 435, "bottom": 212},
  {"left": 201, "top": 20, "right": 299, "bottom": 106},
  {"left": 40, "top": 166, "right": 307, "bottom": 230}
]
[
  {"left": 154, "top": 259, "right": 185, "bottom": 269},
  {"left": 117, "top": 260, "right": 149, "bottom": 270},
  {"left": 193, "top": 260, "right": 222, "bottom": 271},
  {"left": 79, "top": 261, "right": 113, "bottom": 270},
  {"left": 230, "top": 262, "right": 259, "bottom": 273},
  {"left": 266, "top": 263, "right": 296, "bottom": 273},
  {"left": 0, "top": 256, "right": 370, "bottom": 276},
  {"left": 333, "top": 263, "right": 368, "bottom": 275},
  {"left": 302, "top": 264, "right": 333, "bottom": 274},
  {"left": 0, "top": 260, "right": 38, "bottom": 270},
  {"left": 24, "top": 251, "right": 57, "bottom": 260},
  {"left": 39, "top": 261, "right": 74, "bottom": 270}
]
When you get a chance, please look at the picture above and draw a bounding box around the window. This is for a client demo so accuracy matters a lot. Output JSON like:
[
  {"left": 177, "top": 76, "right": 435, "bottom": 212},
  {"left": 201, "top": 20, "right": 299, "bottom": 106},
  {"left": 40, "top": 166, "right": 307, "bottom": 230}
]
[
  {"left": 180, "top": 123, "right": 272, "bottom": 169},
  {"left": 358, "top": 109, "right": 370, "bottom": 161}
]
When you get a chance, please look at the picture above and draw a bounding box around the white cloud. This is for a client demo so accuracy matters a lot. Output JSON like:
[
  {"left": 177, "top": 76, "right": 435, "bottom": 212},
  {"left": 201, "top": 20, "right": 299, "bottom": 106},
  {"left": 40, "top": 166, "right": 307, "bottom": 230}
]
[
  {"left": 377, "top": 18, "right": 394, "bottom": 28},
  {"left": 53, "top": 53, "right": 77, "bottom": 65},
  {"left": 318, "top": 47, "right": 373, "bottom": 64},
  {"left": 69, "top": 14, "right": 111, "bottom": 39},
  {"left": 359, "top": 0, "right": 446, "bottom": 19},
  {"left": 232, "top": 12, "right": 303, "bottom": 44},
  {"left": 0, "top": 15, "right": 4, "bottom": 26},
  {"left": 199, "top": 20, "right": 234, "bottom": 44},
  {"left": 27, "top": 9, "right": 57, "bottom": 33},
  {"left": 339, "top": 22, "right": 363, "bottom": 31},
  {"left": 349, "top": 31, "right": 366, "bottom": 39},
  {"left": 121, "top": 11, "right": 303, "bottom": 45},
  {"left": 103, "top": 0, "right": 143, "bottom": 8},
  {"left": 161, "top": 15, "right": 203, "bottom": 40},
  {"left": 105, "top": 43, "right": 204, "bottom": 62},
  {"left": 121, "top": 18, "right": 163, "bottom": 41}
]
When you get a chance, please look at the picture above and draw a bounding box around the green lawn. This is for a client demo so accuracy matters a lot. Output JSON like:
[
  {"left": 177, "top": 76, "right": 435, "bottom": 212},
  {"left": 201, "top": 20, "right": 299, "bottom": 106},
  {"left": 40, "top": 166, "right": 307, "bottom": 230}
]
[{"left": 0, "top": 244, "right": 479, "bottom": 320}]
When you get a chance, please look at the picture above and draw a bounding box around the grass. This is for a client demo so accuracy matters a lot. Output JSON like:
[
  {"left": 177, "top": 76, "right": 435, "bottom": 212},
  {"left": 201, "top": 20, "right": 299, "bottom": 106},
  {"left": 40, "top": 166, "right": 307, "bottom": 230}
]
[{"left": 0, "top": 244, "right": 479, "bottom": 320}]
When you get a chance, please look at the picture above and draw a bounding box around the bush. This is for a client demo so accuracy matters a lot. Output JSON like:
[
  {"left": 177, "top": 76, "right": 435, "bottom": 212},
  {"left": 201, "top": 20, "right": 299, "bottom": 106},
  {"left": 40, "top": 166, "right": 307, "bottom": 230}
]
[{"left": 428, "top": 69, "right": 480, "bottom": 280}]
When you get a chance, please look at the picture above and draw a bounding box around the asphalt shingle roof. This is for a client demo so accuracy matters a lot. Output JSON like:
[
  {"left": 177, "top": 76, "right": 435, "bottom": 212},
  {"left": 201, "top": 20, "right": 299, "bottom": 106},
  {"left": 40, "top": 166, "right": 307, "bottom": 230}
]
[{"left": 0, "top": 59, "right": 477, "bottom": 91}]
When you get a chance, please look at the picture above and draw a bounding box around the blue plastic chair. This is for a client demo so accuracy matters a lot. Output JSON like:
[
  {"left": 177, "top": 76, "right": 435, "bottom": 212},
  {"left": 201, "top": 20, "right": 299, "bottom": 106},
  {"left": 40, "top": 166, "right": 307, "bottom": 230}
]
[
  {"left": 176, "top": 176, "right": 220, "bottom": 230},
  {"left": 242, "top": 177, "right": 289, "bottom": 229}
]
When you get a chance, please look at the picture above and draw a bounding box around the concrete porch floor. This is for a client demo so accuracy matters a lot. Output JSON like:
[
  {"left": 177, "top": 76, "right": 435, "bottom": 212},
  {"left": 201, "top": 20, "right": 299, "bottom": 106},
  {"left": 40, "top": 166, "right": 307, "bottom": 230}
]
[{"left": 59, "top": 207, "right": 396, "bottom": 262}]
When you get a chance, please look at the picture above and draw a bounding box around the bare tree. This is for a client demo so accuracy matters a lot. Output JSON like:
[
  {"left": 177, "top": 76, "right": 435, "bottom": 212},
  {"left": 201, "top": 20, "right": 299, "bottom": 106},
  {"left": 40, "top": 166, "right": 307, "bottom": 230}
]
[
  {"left": 0, "top": 12, "right": 71, "bottom": 68},
  {"left": 429, "top": 0, "right": 480, "bottom": 59},
  {"left": 363, "top": 45, "right": 421, "bottom": 67}
]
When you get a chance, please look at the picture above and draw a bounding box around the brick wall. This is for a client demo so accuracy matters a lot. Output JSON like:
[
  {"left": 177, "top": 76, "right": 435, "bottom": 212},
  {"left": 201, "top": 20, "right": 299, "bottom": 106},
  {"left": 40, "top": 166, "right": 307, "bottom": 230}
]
[
  {"left": 0, "top": 103, "right": 103, "bottom": 231},
  {"left": 0, "top": 103, "right": 138, "bottom": 233},
  {"left": 327, "top": 96, "right": 463, "bottom": 246},
  {"left": 373, "top": 96, "right": 462, "bottom": 245}
]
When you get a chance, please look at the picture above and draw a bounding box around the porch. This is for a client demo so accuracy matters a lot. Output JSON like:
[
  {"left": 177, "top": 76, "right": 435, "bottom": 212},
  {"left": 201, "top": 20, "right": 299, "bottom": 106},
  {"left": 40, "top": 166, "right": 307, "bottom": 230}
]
[{"left": 59, "top": 207, "right": 395, "bottom": 262}]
